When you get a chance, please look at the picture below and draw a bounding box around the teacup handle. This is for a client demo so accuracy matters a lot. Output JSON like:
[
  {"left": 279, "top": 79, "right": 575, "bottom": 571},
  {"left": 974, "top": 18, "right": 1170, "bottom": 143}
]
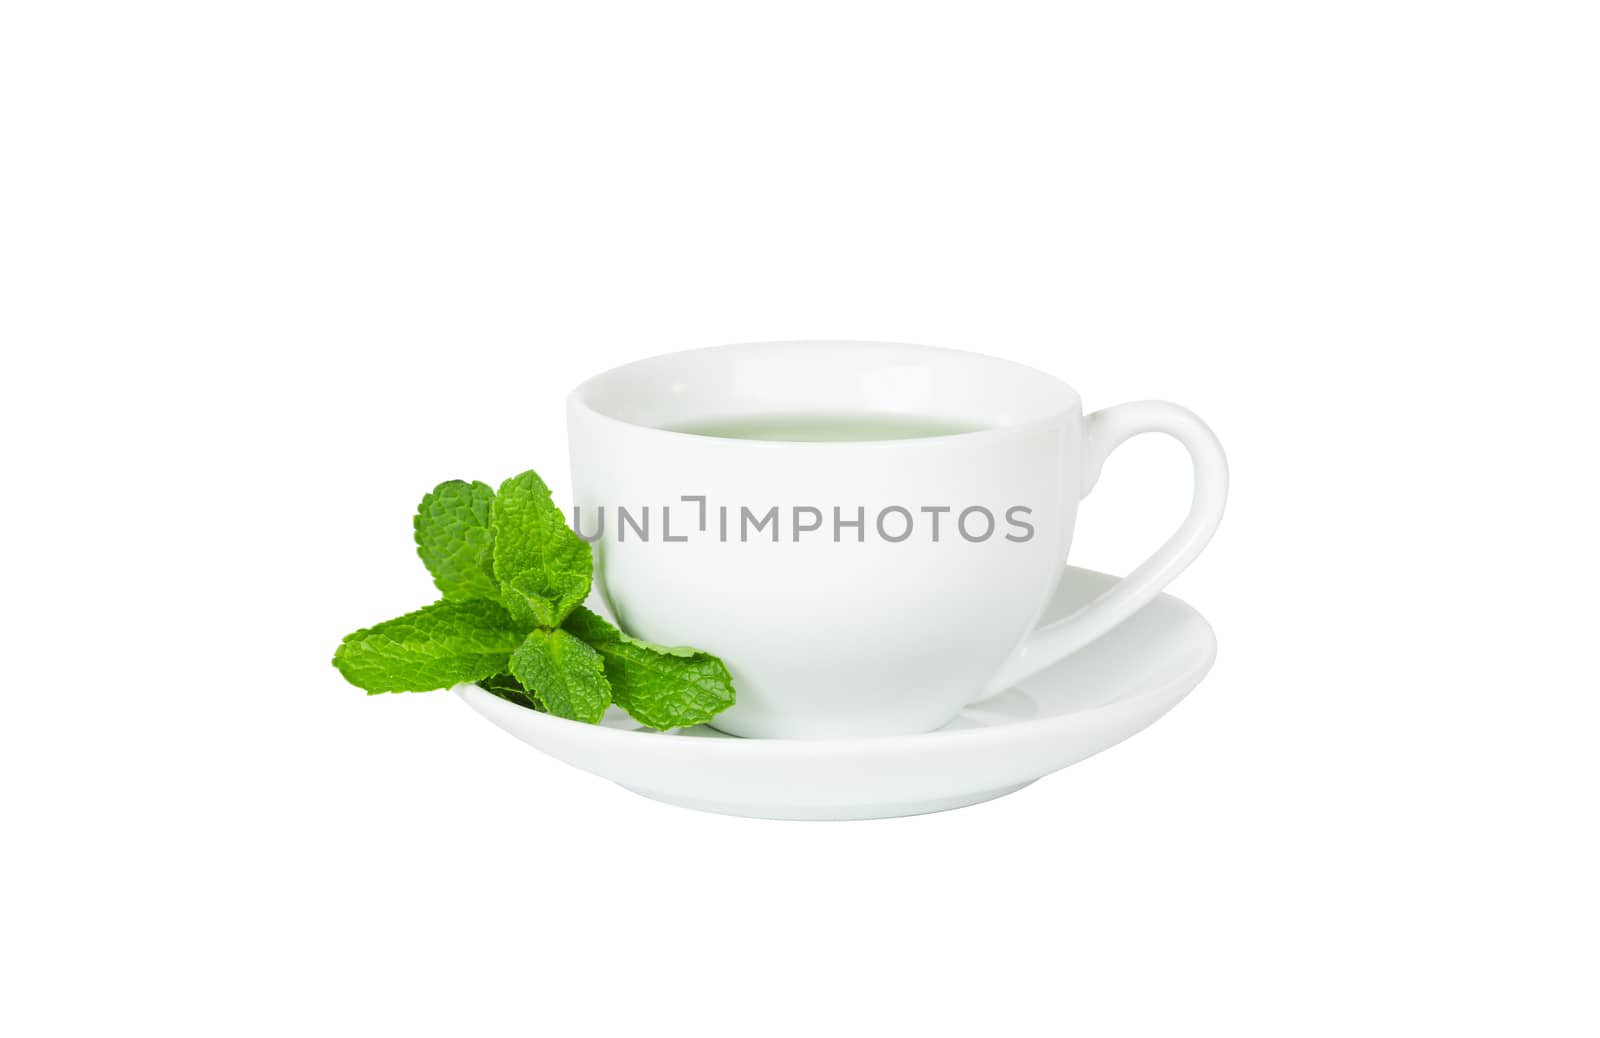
[{"left": 980, "top": 401, "right": 1228, "bottom": 696}]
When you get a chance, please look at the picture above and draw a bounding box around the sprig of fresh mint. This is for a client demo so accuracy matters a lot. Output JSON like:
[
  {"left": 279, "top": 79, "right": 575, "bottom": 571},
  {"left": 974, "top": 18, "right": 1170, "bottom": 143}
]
[{"left": 333, "top": 470, "right": 736, "bottom": 730}]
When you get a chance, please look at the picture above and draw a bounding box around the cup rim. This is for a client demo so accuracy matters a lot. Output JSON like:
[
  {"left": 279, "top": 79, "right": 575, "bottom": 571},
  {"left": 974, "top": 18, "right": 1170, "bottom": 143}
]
[{"left": 567, "top": 340, "right": 1081, "bottom": 447}]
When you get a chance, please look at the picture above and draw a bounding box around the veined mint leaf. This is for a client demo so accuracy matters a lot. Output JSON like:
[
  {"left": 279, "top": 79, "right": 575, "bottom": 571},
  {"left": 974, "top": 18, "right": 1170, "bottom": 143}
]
[
  {"left": 508, "top": 628, "right": 611, "bottom": 723},
  {"left": 492, "top": 470, "right": 591, "bottom": 627},
  {"left": 478, "top": 672, "right": 543, "bottom": 712},
  {"left": 596, "top": 643, "right": 735, "bottom": 730},
  {"left": 561, "top": 604, "right": 620, "bottom": 644},
  {"left": 334, "top": 599, "right": 525, "bottom": 694},
  {"left": 561, "top": 606, "right": 733, "bottom": 729},
  {"left": 414, "top": 480, "right": 498, "bottom": 601},
  {"left": 503, "top": 568, "right": 589, "bottom": 629}
]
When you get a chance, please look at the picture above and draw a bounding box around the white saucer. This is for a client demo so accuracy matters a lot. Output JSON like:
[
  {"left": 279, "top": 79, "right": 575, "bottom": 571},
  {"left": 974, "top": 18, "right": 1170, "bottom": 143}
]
[{"left": 456, "top": 567, "right": 1216, "bottom": 820}]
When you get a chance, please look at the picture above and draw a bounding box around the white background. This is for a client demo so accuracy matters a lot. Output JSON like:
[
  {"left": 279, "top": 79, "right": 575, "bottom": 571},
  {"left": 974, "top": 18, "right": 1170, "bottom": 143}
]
[{"left": 3, "top": 2, "right": 1596, "bottom": 1035}]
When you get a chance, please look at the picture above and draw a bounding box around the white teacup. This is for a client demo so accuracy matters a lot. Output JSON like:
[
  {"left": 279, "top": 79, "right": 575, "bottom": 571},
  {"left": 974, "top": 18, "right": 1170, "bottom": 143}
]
[{"left": 568, "top": 341, "right": 1227, "bottom": 739}]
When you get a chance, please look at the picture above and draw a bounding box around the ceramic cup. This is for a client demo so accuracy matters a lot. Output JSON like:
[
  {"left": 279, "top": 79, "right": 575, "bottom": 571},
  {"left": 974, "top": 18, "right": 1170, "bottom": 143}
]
[{"left": 568, "top": 341, "right": 1227, "bottom": 739}]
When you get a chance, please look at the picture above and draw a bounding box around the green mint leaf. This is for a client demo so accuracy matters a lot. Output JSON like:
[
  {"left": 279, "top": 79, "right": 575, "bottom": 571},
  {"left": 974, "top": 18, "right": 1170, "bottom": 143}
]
[
  {"left": 414, "top": 480, "right": 498, "bottom": 601},
  {"left": 560, "top": 604, "right": 620, "bottom": 644},
  {"left": 508, "top": 628, "right": 611, "bottom": 723},
  {"left": 598, "top": 643, "right": 735, "bottom": 730},
  {"left": 477, "top": 672, "right": 544, "bottom": 712},
  {"left": 333, "top": 599, "right": 525, "bottom": 694},
  {"left": 491, "top": 470, "right": 592, "bottom": 627},
  {"left": 503, "top": 568, "right": 590, "bottom": 629},
  {"left": 561, "top": 606, "right": 735, "bottom": 728},
  {"left": 601, "top": 642, "right": 736, "bottom": 726},
  {"left": 593, "top": 639, "right": 736, "bottom": 730}
]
